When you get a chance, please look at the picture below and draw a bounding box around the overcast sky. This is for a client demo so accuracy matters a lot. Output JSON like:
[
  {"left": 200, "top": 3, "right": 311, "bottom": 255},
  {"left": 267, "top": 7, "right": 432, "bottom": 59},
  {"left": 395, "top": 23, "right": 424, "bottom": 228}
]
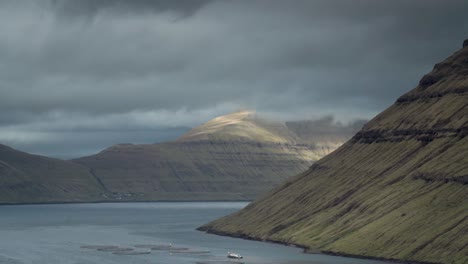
[{"left": 1, "top": 0, "right": 467, "bottom": 158}]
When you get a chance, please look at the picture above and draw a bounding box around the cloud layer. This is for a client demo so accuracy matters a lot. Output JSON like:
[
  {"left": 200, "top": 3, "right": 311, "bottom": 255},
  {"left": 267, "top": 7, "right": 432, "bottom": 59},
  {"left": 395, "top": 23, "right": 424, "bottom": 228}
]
[{"left": 1, "top": 0, "right": 467, "bottom": 157}]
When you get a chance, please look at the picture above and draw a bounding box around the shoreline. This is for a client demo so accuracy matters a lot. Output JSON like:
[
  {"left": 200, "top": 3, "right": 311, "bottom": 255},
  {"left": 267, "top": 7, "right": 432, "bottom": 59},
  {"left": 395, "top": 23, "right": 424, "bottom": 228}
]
[
  {"left": 197, "top": 228, "right": 441, "bottom": 264},
  {"left": 0, "top": 199, "right": 252, "bottom": 207}
]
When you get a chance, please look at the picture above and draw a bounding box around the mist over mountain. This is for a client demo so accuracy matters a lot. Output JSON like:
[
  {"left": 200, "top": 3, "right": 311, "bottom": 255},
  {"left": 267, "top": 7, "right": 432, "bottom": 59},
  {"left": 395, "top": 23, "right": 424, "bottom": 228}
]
[{"left": 1, "top": 1, "right": 467, "bottom": 159}]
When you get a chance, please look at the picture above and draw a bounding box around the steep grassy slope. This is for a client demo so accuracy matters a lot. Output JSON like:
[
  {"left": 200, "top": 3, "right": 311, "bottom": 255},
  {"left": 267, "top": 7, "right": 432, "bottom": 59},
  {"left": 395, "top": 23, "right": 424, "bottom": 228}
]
[
  {"left": 0, "top": 144, "right": 104, "bottom": 204},
  {"left": 199, "top": 41, "right": 468, "bottom": 264},
  {"left": 74, "top": 111, "right": 354, "bottom": 200}
]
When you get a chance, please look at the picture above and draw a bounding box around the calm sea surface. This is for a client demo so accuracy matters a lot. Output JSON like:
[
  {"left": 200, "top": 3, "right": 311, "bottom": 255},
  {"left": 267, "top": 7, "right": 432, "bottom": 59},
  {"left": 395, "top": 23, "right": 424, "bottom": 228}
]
[{"left": 0, "top": 202, "right": 393, "bottom": 264}]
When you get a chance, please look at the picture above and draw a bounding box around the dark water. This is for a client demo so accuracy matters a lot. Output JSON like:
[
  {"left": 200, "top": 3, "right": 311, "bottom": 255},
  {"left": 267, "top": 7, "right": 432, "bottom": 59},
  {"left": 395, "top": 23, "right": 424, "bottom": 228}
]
[{"left": 0, "top": 202, "right": 392, "bottom": 264}]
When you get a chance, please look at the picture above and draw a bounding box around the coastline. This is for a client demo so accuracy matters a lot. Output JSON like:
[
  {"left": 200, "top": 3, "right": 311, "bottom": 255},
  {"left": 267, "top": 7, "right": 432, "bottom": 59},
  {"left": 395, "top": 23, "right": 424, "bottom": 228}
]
[
  {"left": 0, "top": 199, "right": 252, "bottom": 207},
  {"left": 197, "top": 227, "right": 441, "bottom": 264},
  {"left": 0, "top": 199, "right": 444, "bottom": 264}
]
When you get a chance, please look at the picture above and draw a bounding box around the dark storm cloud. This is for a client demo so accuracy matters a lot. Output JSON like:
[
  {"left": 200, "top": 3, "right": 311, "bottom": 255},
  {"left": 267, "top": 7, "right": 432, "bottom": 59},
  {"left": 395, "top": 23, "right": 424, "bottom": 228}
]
[
  {"left": 52, "top": 0, "right": 212, "bottom": 18},
  {"left": 0, "top": 0, "right": 467, "bottom": 157}
]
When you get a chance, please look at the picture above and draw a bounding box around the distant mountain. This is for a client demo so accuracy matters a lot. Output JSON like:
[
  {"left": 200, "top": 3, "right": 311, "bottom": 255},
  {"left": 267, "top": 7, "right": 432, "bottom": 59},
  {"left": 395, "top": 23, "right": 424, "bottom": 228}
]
[
  {"left": 0, "top": 111, "right": 359, "bottom": 204},
  {"left": 0, "top": 144, "right": 104, "bottom": 204},
  {"left": 178, "top": 110, "right": 298, "bottom": 143},
  {"left": 199, "top": 41, "right": 468, "bottom": 264},
  {"left": 73, "top": 110, "right": 358, "bottom": 201}
]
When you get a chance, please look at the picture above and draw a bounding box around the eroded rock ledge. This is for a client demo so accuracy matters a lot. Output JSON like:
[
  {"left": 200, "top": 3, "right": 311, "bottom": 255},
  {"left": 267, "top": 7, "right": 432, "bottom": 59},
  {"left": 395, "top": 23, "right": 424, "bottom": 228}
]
[
  {"left": 351, "top": 127, "right": 467, "bottom": 144},
  {"left": 412, "top": 173, "right": 468, "bottom": 185},
  {"left": 396, "top": 86, "right": 468, "bottom": 104}
]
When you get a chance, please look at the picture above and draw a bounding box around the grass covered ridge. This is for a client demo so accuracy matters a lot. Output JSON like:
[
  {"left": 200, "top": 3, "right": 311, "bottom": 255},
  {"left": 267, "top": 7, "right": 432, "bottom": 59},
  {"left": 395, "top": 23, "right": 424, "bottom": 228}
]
[{"left": 199, "top": 42, "right": 468, "bottom": 264}]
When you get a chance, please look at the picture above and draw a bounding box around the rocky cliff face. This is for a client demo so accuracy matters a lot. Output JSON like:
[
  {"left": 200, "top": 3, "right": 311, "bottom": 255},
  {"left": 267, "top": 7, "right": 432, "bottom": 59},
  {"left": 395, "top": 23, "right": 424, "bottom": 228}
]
[
  {"left": 74, "top": 111, "right": 356, "bottom": 201},
  {"left": 198, "top": 41, "right": 468, "bottom": 264}
]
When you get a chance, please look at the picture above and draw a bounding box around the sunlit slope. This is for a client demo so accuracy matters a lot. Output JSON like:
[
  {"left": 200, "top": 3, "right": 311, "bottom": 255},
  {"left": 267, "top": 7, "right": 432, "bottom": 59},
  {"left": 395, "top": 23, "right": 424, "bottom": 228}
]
[
  {"left": 199, "top": 41, "right": 468, "bottom": 264},
  {"left": 0, "top": 144, "right": 104, "bottom": 204},
  {"left": 74, "top": 111, "right": 354, "bottom": 200},
  {"left": 177, "top": 110, "right": 298, "bottom": 143}
]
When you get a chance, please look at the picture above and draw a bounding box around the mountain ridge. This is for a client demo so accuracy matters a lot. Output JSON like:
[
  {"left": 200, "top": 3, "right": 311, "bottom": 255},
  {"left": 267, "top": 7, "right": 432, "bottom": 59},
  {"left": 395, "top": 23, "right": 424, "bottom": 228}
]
[
  {"left": 0, "top": 143, "right": 105, "bottom": 204},
  {"left": 198, "top": 40, "right": 468, "bottom": 264},
  {"left": 74, "top": 111, "right": 357, "bottom": 201},
  {"left": 177, "top": 110, "right": 306, "bottom": 143},
  {"left": 0, "top": 112, "right": 359, "bottom": 204}
]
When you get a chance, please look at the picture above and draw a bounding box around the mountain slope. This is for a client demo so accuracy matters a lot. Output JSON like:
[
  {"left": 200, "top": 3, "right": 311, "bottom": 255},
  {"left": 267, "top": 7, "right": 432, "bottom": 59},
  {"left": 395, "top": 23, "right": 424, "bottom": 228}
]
[
  {"left": 178, "top": 110, "right": 298, "bottom": 143},
  {"left": 0, "top": 144, "right": 104, "bottom": 204},
  {"left": 0, "top": 111, "right": 356, "bottom": 204},
  {"left": 198, "top": 41, "right": 468, "bottom": 264},
  {"left": 73, "top": 111, "right": 356, "bottom": 201}
]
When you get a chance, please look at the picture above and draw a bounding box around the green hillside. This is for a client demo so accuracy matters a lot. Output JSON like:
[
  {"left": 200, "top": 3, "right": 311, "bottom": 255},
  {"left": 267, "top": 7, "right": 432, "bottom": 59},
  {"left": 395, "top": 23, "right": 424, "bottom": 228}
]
[
  {"left": 74, "top": 111, "right": 354, "bottom": 201},
  {"left": 0, "top": 110, "right": 356, "bottom": 204},
  {"left": 198, "top": 41, "right": 468, "bottom": 264},
  {"left": 0, "top": 144, "right": 104, "bottom": 204}
]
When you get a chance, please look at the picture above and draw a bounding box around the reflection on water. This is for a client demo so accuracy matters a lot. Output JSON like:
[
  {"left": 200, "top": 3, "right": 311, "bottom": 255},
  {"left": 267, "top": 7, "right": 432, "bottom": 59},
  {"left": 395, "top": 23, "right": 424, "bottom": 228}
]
[{"left": 0, "top": 202, "right": 393, "bottom": 264}]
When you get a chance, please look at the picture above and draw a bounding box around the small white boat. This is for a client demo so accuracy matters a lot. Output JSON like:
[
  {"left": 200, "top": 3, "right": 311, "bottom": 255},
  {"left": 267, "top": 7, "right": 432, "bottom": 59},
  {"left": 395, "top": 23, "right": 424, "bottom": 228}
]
[{"left": 227, "top": 252, "right": 243, "bottom": 259}]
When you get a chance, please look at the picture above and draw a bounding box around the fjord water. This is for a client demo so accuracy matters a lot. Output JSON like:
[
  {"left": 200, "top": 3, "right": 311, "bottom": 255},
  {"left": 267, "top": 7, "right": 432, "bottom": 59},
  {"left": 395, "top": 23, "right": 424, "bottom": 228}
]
[{"left": 0, "top": 202, "right": 391, "bottom": 264}]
